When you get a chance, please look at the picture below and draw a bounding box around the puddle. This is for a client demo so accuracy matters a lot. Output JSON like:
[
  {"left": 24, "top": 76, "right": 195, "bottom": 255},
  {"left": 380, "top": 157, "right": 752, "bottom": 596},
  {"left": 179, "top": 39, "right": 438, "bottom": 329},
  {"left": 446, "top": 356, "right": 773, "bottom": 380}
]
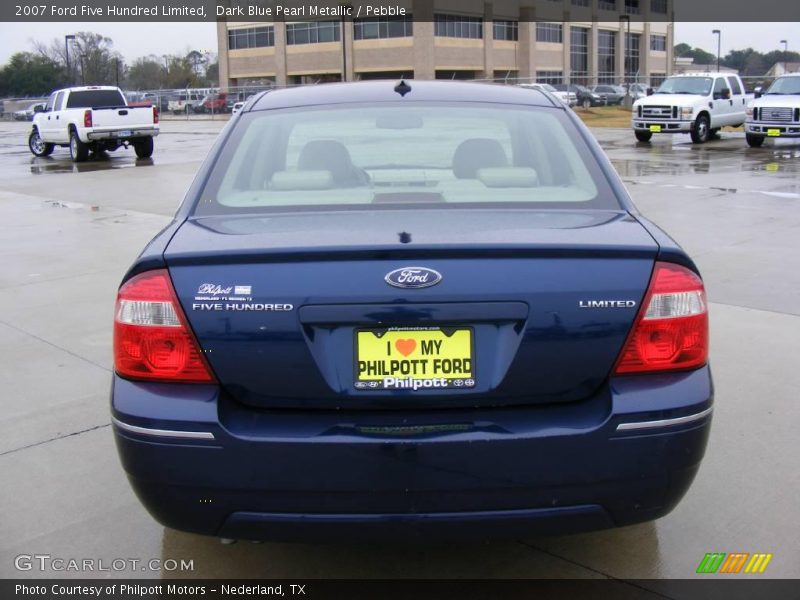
[{"left": 29, "top": 155, "right": 153, "bottom": 175}]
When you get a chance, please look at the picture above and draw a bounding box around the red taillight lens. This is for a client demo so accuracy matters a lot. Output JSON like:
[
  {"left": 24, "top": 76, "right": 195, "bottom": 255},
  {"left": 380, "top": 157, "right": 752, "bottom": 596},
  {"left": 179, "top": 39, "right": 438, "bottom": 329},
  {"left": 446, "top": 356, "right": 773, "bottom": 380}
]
[
  {"left": 113, "top": 270, "right": 215, "bottom": 383},
  {"left": 83, "top": 109, "right": 92, "bottom": 128},
  {"left": 614, "top": 262, "right": 708, "bottom": 374},
  {"left": 153, "top": 106, "right": 159, "bottom": 124}
]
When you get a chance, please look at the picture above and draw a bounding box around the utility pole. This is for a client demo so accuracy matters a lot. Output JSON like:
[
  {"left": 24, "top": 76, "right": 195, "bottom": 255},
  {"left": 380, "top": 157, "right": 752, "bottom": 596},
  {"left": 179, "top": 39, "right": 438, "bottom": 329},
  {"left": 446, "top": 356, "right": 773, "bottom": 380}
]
[{"left": 712, "top": 29, "right": 721, "bottom": 72}]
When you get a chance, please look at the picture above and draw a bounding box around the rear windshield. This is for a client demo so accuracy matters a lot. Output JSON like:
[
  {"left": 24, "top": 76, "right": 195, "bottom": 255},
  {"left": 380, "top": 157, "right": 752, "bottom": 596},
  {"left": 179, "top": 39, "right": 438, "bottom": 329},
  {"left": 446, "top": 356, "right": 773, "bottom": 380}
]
[
  {"left": 193, "top": 102, "right": 619, "bottom": 215},
  {"left": 66, "top": 90, "right": 125, "bottom": 108}
]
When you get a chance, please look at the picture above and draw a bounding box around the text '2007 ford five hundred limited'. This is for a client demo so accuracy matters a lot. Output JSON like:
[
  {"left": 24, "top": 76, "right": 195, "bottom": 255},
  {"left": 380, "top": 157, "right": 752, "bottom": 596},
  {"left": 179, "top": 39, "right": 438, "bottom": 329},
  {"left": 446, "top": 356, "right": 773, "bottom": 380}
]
[{"left": 111, "top": 81, "right": 713, "bottom": 542}]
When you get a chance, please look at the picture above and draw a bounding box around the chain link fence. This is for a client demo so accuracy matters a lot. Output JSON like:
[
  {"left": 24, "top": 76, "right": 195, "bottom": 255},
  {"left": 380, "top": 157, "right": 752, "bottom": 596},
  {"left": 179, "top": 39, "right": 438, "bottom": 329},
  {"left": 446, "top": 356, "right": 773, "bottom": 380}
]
[{"left": 0, "top": 75, "right": 779, "bottom": 121}]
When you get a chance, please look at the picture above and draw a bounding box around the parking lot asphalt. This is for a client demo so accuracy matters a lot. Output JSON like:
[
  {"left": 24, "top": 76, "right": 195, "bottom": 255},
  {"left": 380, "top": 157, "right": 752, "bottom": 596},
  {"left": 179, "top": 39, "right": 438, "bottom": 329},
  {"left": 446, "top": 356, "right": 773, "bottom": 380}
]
[{"left": 0, "top": 119, "right": 798, "bottom": 581}]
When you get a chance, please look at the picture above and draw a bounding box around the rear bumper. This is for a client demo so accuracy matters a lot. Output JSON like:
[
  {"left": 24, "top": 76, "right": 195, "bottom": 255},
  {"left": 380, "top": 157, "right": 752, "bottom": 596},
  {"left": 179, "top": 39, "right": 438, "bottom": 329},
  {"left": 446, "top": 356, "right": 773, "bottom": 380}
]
[
  {"left": 86, "top": 127, "right": 159, "bottom": 141},
  {"left": 632, "top": 119, "right": 693, "bottom": 133},
  {"left": 111, "top": 367, "right": 713, "bottom": 541},
  {"left": 745, "top": 122, "right": 800, "bottom": 137}
]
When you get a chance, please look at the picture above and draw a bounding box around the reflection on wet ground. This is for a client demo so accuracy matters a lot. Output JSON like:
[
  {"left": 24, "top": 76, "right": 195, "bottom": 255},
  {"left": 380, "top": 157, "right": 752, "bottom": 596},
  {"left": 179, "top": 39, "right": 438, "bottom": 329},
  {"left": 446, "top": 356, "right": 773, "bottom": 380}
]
[
  {"left": 604, "top": 133, "right": 800, "bottom": 198},
  {"left": 29, "top": 154, "right": 154, "bottom": 175}
]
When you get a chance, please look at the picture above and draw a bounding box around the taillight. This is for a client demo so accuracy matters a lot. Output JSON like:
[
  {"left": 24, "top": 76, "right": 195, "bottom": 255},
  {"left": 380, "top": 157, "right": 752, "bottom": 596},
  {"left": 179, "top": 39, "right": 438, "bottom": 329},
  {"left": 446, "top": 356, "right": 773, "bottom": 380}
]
[
  {"left": 614, "top": 262, "right": 708, "bottom": 374},
  {"left": 153, "top": 106, "right": 159, "bottom": 124},
  {"left": 83, "top": 110, "right": 92, "bottom": 128},
  {"left": 113, "top": 270, "right": 215, "bottom": 383}
]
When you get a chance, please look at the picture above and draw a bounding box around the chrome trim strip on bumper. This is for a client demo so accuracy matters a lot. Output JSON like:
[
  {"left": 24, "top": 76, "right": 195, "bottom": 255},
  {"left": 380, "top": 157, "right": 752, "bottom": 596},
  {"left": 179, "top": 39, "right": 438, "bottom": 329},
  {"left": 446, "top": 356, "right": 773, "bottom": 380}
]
[
  {"left": 616, "top": 406, "right": 713, "bottom": 432},
  {"left": 111, "top": 416, "right": 215, "bottom": 440}
]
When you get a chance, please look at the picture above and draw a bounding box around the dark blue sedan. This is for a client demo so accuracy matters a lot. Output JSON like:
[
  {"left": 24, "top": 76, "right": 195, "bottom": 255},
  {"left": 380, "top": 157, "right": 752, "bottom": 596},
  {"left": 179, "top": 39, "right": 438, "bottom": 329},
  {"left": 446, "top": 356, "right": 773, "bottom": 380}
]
[{"left": 111, "top": 81, "right": 712, "bottom": 542}]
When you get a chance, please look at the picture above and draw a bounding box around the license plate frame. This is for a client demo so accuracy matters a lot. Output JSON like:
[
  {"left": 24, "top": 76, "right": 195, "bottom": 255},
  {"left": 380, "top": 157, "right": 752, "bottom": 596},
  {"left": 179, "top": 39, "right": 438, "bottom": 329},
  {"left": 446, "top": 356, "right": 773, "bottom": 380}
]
[
  {"left": 117, "top": 130, "right": 133, "bottom": 138},
  {"left": 354, "top": 326, "right": 475, "bottom": 391},
  {"left": 649, "top": 124, "right": 662, "bottom": 133},
  {"left": 767, "top": 128, "right": 781, "bottom": 137}
]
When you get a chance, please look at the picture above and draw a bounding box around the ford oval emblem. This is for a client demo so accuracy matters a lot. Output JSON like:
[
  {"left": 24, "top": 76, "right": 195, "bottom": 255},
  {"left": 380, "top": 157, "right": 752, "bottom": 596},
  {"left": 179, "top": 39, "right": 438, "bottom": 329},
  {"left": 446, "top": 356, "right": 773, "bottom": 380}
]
[{"left": 385, "top": 267, "right": 442, "bottom": 289}]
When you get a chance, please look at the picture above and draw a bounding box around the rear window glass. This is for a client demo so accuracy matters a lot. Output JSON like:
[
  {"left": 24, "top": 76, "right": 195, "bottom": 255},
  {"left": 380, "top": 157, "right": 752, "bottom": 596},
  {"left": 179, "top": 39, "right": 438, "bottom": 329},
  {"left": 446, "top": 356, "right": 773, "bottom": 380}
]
[
  {"left": 194, "top": 102, "right": 619, "bottom": 215},
  {"left": 66, "top": 90, "right": 125, "bottom": 108}
]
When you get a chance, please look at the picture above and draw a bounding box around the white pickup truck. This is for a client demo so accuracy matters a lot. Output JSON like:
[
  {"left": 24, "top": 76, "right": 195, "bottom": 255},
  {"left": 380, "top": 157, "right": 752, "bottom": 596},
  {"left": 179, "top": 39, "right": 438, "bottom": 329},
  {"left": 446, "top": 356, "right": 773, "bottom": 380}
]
[
  {"left": 28, "top": 86, "right": 159, "bottom": 162},
  {"left": 744, "top": 74, "right": 800, "bottom": 147},
  {"left": 632, "top": 73, "right": 748, "bottom": 143}
]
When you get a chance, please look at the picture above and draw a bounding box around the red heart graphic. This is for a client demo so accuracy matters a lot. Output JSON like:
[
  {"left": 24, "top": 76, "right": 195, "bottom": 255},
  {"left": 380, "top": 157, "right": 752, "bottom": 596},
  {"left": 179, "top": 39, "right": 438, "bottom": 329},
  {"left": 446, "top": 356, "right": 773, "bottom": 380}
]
[{"left": 395, "top": 339, "right": 417, "bottom": 357}]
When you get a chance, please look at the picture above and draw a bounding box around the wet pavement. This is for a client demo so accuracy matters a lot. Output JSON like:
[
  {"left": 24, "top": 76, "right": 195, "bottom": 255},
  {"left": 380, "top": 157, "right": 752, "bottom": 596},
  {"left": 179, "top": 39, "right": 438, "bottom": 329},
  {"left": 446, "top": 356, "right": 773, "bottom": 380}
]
[{"left": 0, "top": 119, "right": 798, "bottom": 581}]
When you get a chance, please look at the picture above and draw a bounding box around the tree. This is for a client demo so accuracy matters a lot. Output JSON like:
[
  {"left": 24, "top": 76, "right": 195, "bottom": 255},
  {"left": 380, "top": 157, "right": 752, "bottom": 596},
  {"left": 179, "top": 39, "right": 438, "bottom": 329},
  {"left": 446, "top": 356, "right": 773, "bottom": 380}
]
[
  {"left": 34, "top": 31, "right": 122, "bottom": 85},
  {"left": 125, "top": 56, "right": 166, "bottom": 90},
  {"left": 0, "top": 52, "right": 65, "bottom": 96},
  {"left": 204, "top": 61, "right": 219, "bottom": 86}
]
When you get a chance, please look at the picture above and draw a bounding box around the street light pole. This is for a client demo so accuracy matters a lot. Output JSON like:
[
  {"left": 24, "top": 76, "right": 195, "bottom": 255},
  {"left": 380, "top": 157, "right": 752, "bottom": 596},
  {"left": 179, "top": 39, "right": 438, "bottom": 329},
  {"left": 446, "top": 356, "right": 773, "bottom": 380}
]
[
  {"left": 712, "top": 29, "right": 721, "bottom": 72},
  {"left": 64, "top": 35, "right": 75, "bottom": 85}
]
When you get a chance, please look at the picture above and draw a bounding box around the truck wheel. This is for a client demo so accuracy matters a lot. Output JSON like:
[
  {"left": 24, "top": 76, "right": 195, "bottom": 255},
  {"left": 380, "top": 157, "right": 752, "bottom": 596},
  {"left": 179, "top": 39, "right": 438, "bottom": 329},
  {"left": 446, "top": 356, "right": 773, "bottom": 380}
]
[
  {"left": 28, "top": 129, "right": 54, "bottom": 157},
  {"left": 746, "top": 134, "right": 765, "bottom": 148},
  {"left": 635, "top": 131, "right": 653, "bottom": 142},
  {"left": 69, "top": 131, "right": 89, "bottom": 162},
  {"left": 134, "top": 137, "right": 154, "bottom": 159},
  {"left": 690, "top": 115, "right": 710, "bottom": 143}
]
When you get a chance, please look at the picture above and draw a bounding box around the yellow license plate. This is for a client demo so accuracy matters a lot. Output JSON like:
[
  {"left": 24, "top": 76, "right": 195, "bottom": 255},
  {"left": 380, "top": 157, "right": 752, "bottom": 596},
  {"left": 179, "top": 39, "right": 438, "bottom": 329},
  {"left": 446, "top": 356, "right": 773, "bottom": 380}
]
[
  {"left": 767, "top": 129, "right": 781, "bottom": 137},
  {"left": 649, "top": 125, "right": 662, "bottom": 133},
  {"left": 355, "top": 327, "right": 474, "bottom": 390}
]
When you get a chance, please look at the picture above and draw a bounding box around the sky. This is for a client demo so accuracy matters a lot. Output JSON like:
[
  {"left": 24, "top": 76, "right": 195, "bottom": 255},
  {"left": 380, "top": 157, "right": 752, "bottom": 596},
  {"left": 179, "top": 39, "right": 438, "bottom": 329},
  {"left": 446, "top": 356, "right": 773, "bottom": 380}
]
[{"left": 0, "top": 21, "right": 796, "bottom": 67}]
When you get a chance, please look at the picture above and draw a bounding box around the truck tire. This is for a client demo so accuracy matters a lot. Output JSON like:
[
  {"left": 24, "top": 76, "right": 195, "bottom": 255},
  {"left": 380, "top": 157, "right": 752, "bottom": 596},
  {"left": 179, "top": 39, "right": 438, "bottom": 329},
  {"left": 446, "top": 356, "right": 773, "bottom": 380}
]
[
  {"left": 134, "top": 137, "right": 154, "bottom": 158},
  {"left": 69, "top": 131, "right": 89, "bottom": 162},
  {"left": 28, "top": 129, "right": 54, "bottom": 157},
  {"left": 690, "top": 115, "right": 710, "bottom": 144},
  {"left": 635, "top": 131, "right": 653, "bottom": 142},
  {"left": 746, "top": 133, "right": 765, "bottom": 148}
]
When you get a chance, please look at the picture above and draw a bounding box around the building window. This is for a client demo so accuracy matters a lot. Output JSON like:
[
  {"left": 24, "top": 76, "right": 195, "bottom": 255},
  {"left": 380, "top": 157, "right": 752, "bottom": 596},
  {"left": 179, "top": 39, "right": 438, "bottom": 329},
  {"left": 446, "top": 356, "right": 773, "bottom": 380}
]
[
  {"left": 651, "top": 0, "right": 668, "bottom": 14},
  {"left": 536, "top": 23, "right": 563, "bottom": 44},
  {"left": 598, "top": 30, "right": 617, "bottom": 84},
  {"left": 570, "top": 26, "right": 589, "bottom": 84},
  {"left": 537, "top": 70, "right": 563, "bottom": 84},
  {"left": 624, "top": 0, "right": 641, "bottom": 14},
  {"left": 353, "top": 16, "right": 413, "bottom": 40},
  {"left": 625, "top": 32, "right": 641, "bottom": 78},
  {"left": 598, "top": 0, "right": 617, "bottom": 10},
  {"left": 651, "top": 72, "right": 667, "bottom": 86},
  {"left": 286, "top": 21, "right": 340, "bottom": 45},
  {"left": 228, "top": 26, "right": 275, "bottom": 50},
  {"left": 650, "top": 34, "right": 666, "bottom": 51},
  {"left": 572, "top": 0, "right": 591, "bottom": 6},
  {"left": 493, "top": 20, "right": 518, "bottom": 41},
  {"left": 434, "top": 14, "right": 483, "bottom": 39}
]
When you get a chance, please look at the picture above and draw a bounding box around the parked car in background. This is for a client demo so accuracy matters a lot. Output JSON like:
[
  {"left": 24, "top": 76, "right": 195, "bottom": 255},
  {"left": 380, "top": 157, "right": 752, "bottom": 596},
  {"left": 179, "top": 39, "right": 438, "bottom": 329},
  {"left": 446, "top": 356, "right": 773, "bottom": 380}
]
[
  {"left": 744, "top": 73, "right": 800, "bottom": 147},
  {"left": 632, "top": 73, "right": 748, "bottom": 143},
  {"left": 519, "top": 83, "right": 576, "bottom": 106},
  {"left": 111, "top": 80, "right": 712, "bottom": 543},
  {"left": 168, "top": 92, "right": 203, "bottom": 115},
  {"left": 28, "top": 85, "right": 159, "bottom": 162},
  {"left": 201, "top": 93, "right": 230, "bottom": 113},
  {"left": 590, "top": 85, "right": 626, "bottom": 105},
  {"left": 623, "top": 83, "right": 649, "bottom": 102},
  {"left": 15, "top": 102, "right": 46, "bottom": 121},
  {"left": 552, "top": 84, "right": 603, "bottom": 108}
]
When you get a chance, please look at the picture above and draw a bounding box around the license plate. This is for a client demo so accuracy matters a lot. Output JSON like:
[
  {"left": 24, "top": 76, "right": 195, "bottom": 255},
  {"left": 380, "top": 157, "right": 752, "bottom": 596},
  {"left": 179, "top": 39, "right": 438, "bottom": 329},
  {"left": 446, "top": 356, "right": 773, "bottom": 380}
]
[
  {"left": 649, "top": 124, "right": 662, "bottom": 133},
  {"left": 767, "top": 129, "right": 781, "bottom": 137},
  {"left": 355, "top": 327, "right": 474, "bottom": 391},
  {"left": 117, "top": 130, "right": 132, "bottom": 138}
]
